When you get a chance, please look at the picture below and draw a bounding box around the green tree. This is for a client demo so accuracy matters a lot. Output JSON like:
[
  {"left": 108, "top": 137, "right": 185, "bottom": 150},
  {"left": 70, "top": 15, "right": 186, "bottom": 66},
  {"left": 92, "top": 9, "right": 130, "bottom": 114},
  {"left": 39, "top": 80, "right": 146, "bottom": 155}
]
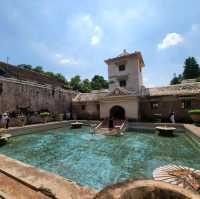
[
  {"left": 183, "top": 57, "right": 200, "bottom": 79},
  {"left": 91, "top": 75, "right": 108, "bottom": 90},
  {"left": 70, "top": 75, "right": 82, "bottom": 91},
  {"left": 45, "top": 71, "right": 55, "bottom": 78},
  {"left": 80, "top": 79, "right": 92, "bottom": 93},
  {"left": 18, "top": 64, "right": 32, "bottom": 70},
  {"left": 33, "top": 66, "right": 44, "bottom": 73},
  {"left": 170, "top": 73, "right": 182, "bottom": 85},
  {"left": 63, "top": 80, "right": 71, "bottom": 89},
  {"left": 54, "top": 73, "right": 66, "bottom": 82}
]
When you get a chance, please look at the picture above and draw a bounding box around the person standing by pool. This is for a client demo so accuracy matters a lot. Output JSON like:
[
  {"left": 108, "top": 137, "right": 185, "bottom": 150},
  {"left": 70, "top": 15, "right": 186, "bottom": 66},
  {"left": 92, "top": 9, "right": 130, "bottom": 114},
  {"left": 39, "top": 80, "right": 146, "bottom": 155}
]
[
  {"left": 1, "top": 112, "right": 9, "bottom": 128},
  {"left": 169, "top": 112, "right": 175, "bottom": 123},
  {"left": 109, "top": 117, "right": 114, "bottom": 129}
]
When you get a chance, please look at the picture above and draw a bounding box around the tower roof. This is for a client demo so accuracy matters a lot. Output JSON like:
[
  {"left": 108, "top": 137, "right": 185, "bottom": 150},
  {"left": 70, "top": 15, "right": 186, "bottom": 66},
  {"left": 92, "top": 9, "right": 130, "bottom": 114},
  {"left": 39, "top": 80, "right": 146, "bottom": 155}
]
[
  {"left": 117, "top": 49, "right": 130, "bottom": 57},
  {"left": 104, "top": 50, "right": 144, "bottom": 68}
]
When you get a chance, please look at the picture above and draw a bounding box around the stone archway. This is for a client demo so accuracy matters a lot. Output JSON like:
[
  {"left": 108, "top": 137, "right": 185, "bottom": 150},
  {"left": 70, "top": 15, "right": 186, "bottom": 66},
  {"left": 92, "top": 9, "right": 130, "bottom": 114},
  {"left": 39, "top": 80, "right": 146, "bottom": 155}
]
[{"left": 110, "top": 105, "right": 125, "bottom": 120}]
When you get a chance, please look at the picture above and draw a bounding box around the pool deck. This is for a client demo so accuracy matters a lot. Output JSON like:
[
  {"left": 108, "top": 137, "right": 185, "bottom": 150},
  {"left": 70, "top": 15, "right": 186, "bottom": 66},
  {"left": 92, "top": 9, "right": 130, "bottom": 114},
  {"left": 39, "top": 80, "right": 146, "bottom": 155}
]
[
  {"left": 0, "top": 155, "right": 96, "bottom": 199},
  {"left": 184, "top": 124, "right": 200, "bottom": 138}
]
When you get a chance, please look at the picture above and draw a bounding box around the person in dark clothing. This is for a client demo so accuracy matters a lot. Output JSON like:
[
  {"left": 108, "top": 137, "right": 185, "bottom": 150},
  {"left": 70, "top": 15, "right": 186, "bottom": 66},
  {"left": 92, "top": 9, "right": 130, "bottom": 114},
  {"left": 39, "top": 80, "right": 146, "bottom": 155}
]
[
  {"left": 109, "top": 117, "right": 114, "bottom": 129},
  {"left": 6, "top": 116, "right": 10, "bottom": 129}
]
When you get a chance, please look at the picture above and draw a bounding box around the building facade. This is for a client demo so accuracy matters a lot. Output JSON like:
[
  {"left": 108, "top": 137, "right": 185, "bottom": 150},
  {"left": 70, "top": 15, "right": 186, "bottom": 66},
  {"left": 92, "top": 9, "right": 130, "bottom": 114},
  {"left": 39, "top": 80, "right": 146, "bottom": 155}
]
[{"left": 72, "top": 50, "right": 200, "bottom": 122}]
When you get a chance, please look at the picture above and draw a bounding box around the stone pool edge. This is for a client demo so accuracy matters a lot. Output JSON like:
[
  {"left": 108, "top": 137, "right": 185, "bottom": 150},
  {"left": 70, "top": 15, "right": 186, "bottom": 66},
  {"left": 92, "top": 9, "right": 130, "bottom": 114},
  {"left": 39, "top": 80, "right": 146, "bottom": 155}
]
[
  {"left": 4, "top": 120, "right": 199, "bottom": 137},
  {"left": 0, "top": 154, "right": 97, "bottom": 199}
]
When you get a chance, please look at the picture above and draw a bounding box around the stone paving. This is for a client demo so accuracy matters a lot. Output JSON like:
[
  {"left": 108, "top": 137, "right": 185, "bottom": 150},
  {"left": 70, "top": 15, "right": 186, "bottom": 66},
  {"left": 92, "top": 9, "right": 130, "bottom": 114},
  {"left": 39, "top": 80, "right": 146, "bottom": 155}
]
[
  {"left": 184, "top": 124, "right": 200, "bottom": 138},
  {"left": 0, "top": 171, "right": 50, "bottom": 199}
]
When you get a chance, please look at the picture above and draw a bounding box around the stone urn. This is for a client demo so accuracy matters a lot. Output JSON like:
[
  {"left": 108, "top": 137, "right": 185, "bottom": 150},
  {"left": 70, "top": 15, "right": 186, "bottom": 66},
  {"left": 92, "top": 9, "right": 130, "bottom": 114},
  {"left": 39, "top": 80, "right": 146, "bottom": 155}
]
[
  {"left": 188, "top": 110, "right": 200, "bottom": 124},
  {"left": 94, "top": 180, "right": 199, "bottom": 199}
]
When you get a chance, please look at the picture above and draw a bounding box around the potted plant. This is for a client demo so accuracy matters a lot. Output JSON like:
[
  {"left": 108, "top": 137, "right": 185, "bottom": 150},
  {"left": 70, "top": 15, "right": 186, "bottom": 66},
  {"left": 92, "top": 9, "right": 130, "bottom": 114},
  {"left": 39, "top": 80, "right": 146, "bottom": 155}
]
[
  {"left": 188, "top": 109, "right": 200, "bottom": 124},
  {"left": 39, "top": 112, "right": 50, "bottom": 123}
]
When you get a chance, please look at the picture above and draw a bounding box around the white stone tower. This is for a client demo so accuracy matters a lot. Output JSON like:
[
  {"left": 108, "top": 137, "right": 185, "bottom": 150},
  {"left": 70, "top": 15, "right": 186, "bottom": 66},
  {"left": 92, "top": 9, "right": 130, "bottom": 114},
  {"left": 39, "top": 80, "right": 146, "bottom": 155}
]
[{"left": 104, "top": 50, "right": 144, "bottom": 93}]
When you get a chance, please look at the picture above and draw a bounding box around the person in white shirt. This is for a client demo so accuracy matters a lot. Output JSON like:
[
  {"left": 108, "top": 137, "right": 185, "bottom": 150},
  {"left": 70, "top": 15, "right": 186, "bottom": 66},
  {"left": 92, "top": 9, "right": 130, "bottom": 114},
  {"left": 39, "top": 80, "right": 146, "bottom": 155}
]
[
  {"left": 1, "top": 112, "right": 9, "bottom": 128},
  {"left": 169, "top": 112, "right": 175, "bottom": 123}
]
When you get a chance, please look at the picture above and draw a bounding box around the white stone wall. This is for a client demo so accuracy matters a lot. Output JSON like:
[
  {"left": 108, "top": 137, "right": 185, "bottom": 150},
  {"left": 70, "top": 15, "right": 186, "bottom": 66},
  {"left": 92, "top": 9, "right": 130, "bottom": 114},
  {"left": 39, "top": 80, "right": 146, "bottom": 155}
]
[{"left": 100, "top": 97, "right": 139, "bottom": 120}]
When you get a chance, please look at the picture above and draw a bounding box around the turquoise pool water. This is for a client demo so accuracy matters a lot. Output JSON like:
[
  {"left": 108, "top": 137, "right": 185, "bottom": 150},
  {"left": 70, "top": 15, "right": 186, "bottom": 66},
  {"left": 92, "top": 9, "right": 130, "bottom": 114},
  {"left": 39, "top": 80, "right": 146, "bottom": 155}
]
[{"left": 0, "top": 127, "right": 199, "bottom": 190}]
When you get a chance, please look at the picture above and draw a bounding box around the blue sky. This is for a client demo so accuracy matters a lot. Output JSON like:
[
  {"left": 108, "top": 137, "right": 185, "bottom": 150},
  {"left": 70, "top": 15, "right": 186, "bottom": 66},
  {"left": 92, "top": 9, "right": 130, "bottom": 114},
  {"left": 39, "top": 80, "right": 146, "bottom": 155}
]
[{"left": 0, "top": 0, "right": 200, "bottom": 87}]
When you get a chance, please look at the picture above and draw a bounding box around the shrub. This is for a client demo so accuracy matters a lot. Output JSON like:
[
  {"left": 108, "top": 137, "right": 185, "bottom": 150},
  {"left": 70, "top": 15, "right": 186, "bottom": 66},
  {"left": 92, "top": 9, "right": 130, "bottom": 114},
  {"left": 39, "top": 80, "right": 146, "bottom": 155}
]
[
  {"left": 188, "top": 109, "right": 200, "bottom": 114},
  {"left": 39, "top": 112, "right": 50, "bottom": 117}
]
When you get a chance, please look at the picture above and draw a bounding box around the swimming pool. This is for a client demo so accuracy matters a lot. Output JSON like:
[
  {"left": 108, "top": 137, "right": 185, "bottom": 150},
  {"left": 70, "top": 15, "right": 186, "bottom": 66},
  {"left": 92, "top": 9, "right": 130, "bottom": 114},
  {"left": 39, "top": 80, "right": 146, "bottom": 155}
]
[{"left": 0, "top": 127, "right": 199, "bottom": 190}]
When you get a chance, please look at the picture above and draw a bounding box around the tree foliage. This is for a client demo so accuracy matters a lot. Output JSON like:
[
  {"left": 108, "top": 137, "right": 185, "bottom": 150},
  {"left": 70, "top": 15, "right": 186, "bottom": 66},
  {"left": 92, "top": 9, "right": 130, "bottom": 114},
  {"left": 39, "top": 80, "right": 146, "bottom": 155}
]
[
  {"left": 33, "top": 66, "right": 44, "bottom": 73},
  {"left": 183, "top": 57, "right": 200, "bottom": 79},
  {"left": 18, "top": 64, "right": 32, "bottom": 70},
  {"left": 54, "top": 73, "right": 66, "bottom": 82},
  {"left": 80, "top": 79, "right": 92, "bottom": 93},
  {"left": 17, "top": 63, "right": 108, "bottom": 92},
  {"left": 170, "top": 57, "right": 200, "bottom": 85},
  {"left": 70, "top": 75, "right": 82, "bottom": 91},
  {"left": 91, "top": 75, "right": 108, "bottom": 90},
  {"left": 170, "top": 74, "right": 182, "bottom": 85}
]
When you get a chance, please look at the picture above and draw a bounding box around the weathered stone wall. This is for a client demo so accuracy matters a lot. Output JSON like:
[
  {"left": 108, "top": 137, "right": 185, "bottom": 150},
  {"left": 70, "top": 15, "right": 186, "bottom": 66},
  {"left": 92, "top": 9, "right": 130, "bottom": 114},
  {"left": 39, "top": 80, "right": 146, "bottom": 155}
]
[
  {"left": 0, "top": 77, "right": 74, "bottom": 114},
  {"left": 72, "top": 101, "right": 100, "bottom": 120},
  {"left": 140, "top": 95, "right": 200, "bottom": 122}
]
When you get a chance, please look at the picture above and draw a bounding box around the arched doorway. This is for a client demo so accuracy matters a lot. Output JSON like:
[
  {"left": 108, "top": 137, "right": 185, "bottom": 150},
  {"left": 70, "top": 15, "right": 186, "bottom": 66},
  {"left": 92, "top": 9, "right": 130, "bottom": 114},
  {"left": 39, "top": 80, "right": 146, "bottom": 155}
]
[{"left": 110, "top": 106, "right": 125, "bottom": 120}]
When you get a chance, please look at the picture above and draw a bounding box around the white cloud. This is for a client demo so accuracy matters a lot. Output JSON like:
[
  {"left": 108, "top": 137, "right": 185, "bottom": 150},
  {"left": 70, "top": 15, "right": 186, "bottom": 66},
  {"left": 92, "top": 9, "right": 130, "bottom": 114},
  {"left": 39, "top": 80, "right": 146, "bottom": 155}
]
[
  {"left": 91, "top": 35, "right": 100, "bottom": 45},
  {"left": 55, "top": 54, "right": 78, "bottom": 65},
  {"left": 79, "top": 15, "right": 103, "bottom": 46},
  {"left": 91, "top": 26, "right": 103, "bottom": 45},
  {"left": 59, "top": 58, "right": 71, "bottom": 64},
  {"left": 81, "top": 15, "right": 93, "bottom": 27},
  {"left": 158, "top": 33, "right": 184, "bottom": 50},
  {"left": 55, "top": 53, "right": 62, "bottom": 58}
]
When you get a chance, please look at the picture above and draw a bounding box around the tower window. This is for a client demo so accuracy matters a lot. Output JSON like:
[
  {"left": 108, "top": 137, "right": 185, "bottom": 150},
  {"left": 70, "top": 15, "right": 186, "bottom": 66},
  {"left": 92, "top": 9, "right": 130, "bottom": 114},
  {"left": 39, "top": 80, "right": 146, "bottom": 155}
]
[
  {"left": 119, "top": 64, "right": 125, "bottom": 71},
  {"left": 81, "top": 105, "right": 86, "bottom": 110},
  {"left": 151, "top": 102, "right": 159, "bottom": 110},
  {"left": 119, "top": 80, "right": 126, "bottom": 87}
]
